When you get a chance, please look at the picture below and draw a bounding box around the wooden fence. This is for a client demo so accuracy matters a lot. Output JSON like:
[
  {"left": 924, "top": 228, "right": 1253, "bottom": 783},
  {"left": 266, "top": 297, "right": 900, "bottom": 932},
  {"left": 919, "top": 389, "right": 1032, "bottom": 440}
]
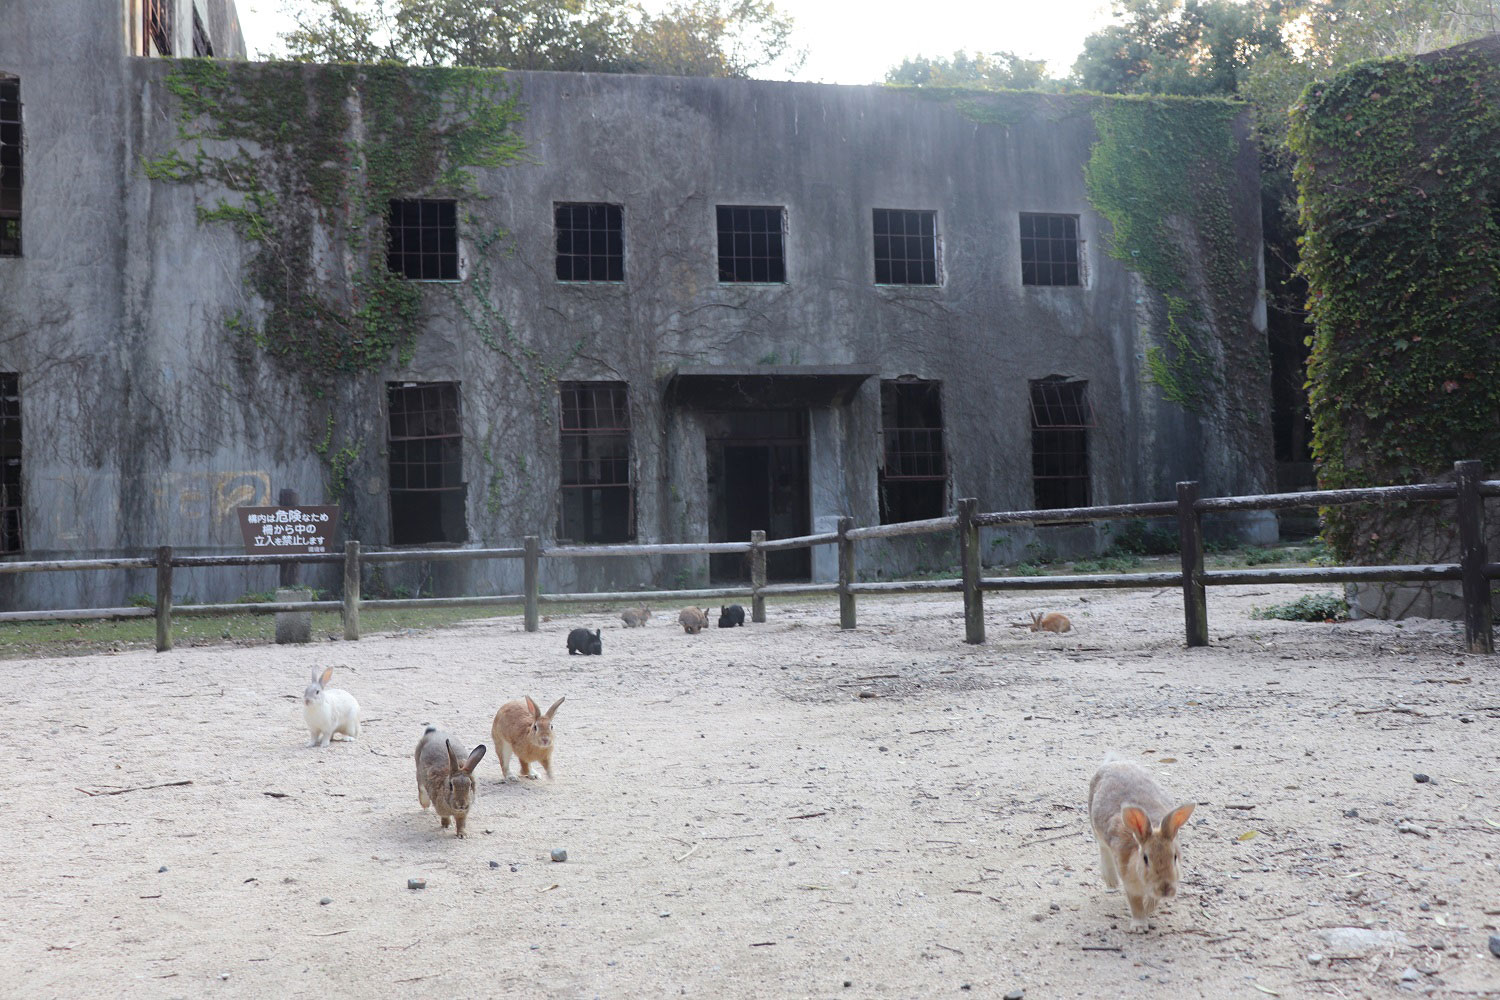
[{"left": 1, "top": 461, "right": 1494, "bottom": 655}]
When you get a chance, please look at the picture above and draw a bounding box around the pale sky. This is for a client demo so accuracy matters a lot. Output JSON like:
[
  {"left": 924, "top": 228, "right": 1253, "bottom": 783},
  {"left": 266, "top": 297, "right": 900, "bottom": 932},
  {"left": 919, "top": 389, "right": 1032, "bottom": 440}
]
[{"left": 237, "top": 0, "right": 1119, "bottom": 83}]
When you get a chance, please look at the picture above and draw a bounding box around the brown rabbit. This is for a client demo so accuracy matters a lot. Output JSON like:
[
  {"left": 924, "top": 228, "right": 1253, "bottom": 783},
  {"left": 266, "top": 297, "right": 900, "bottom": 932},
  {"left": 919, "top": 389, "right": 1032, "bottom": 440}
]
[
  {"left": 1088, "top": 757, "right": 1195, "bottom": 932},
  {"left": 621, "top": 605, "right": 651, "bottom": 627},
  {"left": 678, "top": 606, "right": 708, "bottom": 634},
  {"left": 414, "top": 726, "right": 487, "bottom": 838},
  {"left": 1030, "top": 611, "right": 1072, "bottom": 633},
  {"left": 492, "top": 695, "right": 565, "bottom": 781}
]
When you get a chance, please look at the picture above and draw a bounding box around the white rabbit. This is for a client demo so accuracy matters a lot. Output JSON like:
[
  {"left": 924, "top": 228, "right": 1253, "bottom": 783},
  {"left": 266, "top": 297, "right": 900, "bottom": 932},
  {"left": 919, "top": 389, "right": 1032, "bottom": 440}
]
[{"left": 303, "top": 667, "right": 360, "bottom": 747}]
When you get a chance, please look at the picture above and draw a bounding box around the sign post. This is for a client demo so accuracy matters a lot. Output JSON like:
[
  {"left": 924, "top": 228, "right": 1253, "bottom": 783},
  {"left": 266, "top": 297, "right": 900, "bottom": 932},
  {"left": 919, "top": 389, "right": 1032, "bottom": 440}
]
[{"left": 237, "top": 501, "right": 341, "bottom": 644}]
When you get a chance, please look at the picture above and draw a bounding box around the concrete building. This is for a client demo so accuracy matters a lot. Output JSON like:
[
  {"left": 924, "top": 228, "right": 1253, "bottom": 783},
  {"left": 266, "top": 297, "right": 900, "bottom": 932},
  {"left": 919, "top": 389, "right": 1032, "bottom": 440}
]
[{"left": 0, "top": 0, "right": 1273, "bottom": 611}]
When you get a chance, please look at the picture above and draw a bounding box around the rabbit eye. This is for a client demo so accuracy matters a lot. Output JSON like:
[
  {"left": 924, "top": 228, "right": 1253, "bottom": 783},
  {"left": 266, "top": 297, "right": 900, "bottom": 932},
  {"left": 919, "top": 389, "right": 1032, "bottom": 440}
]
[{"left": 1142, "top": 855, "right": 1149, "bottom": 867}]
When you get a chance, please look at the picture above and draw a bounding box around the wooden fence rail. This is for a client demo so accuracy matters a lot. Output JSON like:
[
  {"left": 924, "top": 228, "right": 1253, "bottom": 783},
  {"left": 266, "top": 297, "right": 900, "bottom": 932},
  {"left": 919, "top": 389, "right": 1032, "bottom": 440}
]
[{"left": 0, "top": 462, "right": 1493, "bottom": 655}]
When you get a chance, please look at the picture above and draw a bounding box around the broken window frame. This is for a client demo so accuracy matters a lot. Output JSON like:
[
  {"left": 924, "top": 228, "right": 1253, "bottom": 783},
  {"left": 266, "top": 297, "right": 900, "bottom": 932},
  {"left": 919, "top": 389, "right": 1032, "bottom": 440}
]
[
  {"left": 1020, "top": 212, "right": 1081, "bottom": 287},
  {"left": 555, "top": 202, "right": 624, "bottom": 282},
  {"left": 0, "top": 372, "right": 20, "bottom": 554},
  {"left": 873, "top": 209, "right": 939, "bottom": 286},
  {"left": 879, "top": 380, "right": 948, "bottom": 524},
  {"left": 1030, "top": 378, "right": 1094, "bottom": 510},
  {"left": 715, "top": 205, "right": 787, "bottom": 284},
  {"left": 558, "top": 382, "right": 635, "bottom": 544},
  {"left": 191, "top": 5, "right": 214, "bottom": 57},
  {"left": 386, "top": 382, "right": 468, "bottom": 546},
  {"left": 386, "top": 199, "right": 459, "bottom": 281},
  {"left": 0, "top": 75, "right": 19, "bottom": 257},
  {"left": 144, "top": 0, "right": 173, "bottom": 56}
]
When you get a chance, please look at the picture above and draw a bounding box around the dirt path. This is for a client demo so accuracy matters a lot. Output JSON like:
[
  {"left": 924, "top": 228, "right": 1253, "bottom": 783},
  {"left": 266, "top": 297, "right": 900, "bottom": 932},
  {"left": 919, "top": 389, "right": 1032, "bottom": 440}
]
[{"left": 1, "top": 587, "right": 1497, "bottom": 998}]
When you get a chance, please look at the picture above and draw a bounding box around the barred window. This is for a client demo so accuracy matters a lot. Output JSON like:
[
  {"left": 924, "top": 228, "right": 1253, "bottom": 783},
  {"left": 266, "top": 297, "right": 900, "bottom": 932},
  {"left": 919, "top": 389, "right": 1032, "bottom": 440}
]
[
  {"left": 144, "top": 0, "right": 173, "bottom": 56},
  {"left": 387, "top": 199, "right": 458, "bottom": 281},
  {"left": 716, "top": 205, "right": 786, "bottom": 283},
  {"left": 873, "top": 209, "right": 938, "bottom": 285},
  {"left": 1020, "top": 213, "right": 1080, "bottom": 287},
  {"left": 879, "top": 380, "right": 947, "bottom": 523},
  {"left": 0, "top": 373, "right": 20, "bottom": 553},
  {"left": 555, "top": 202, "right": 623, "bottom": 282},
  {"left": 1030, "top": 378, "right": 1094, "bottom": 510},
  {"left": 559, "top": 383, "right": 633, "bottom": 543},
  {"left": 0, "top": 76, "right": 19, "bottom": 257},
  {"left": 387, "top": 382, "right": 467, "bottom": 545},
  {"left": 192, "top": 5, "right": 215, "bottom": 58}
]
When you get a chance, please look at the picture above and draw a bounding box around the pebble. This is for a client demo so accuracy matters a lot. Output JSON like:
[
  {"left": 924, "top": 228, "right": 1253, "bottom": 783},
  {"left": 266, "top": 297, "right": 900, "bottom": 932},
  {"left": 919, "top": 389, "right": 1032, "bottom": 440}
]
[
  {"left": 490, "top": 861, "right": 500, "bottom": 869},
  {"left": 551, "top": 849, "right": 568, "bottom": 863},
  {"left": 158, "top": 866, "right": 168, "bottom": 873},
  {"left": 659, "top": 911, "right": 670, "bottom": 918},
  {"left": 510, "top": 865, "right": 519, "bottom": 873},
  {"left": 1399, "top": 967, "right": 1419, "bottom": 983},
  {"left": 843, "top": 982, "right": 852, "bottom": 989},
  {"left": 1489, "top": 935, "right": 1500, "bottom": 959},
  {"left": 407, "top": 878, "right": 426, "bottom": 890},
  {"left": 1414, "top": 773, "right": 1430, "bottom": 783},
  {"left": 1306, "top": 953, "right": 1324, "bottom": 965},
  {"left": 1004, "top": 990, "right": 1024, "bottom": 1000},
  {"left": 319, "top": 897, "right": 332, "bottom": 906},
  {"left": 857, "top": 690, "right": 878, "bottom": 699},
  {"left": 1419, "top": 902, "right": 1430, "bottom": 911}
]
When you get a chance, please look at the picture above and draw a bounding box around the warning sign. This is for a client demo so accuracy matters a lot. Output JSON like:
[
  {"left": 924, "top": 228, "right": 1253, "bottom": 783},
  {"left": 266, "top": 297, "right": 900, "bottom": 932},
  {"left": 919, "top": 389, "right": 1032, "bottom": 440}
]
[{"left": 236, "top": 505, "right": 341, "bottom": 554}]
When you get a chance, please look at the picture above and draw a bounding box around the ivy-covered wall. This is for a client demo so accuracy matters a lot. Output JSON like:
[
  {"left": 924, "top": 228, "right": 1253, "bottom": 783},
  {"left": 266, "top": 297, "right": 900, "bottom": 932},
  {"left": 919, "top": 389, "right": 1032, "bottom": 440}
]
[{"left": 1290, "top": 37, "right": 1500, "bottom": 566}]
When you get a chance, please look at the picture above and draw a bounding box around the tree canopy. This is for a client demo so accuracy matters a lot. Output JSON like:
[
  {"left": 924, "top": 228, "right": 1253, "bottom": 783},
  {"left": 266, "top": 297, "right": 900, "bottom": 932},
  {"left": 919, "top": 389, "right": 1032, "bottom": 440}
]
[
  {"left": 884, "top": 50, "right": 1056, "bottom": 91},
  {"left": 276, "top": 0, "right": 800, "bottom": 78}
]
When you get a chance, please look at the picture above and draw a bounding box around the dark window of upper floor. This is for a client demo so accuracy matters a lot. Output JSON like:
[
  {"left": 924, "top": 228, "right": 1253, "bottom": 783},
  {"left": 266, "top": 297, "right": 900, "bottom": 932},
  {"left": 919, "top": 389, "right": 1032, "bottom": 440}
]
[
  {"left": 716, "top": 205, "right": 786, "bottom": 283},
  {"left": 1030, "top": 377, "right": 1094, "bottom": 510},
  {"left": 0, "top": 76, "right": 19, "bottom": 257},
  {"left": 1020, "top": 213, "right": 1080, "bottom": 287},
  {"left": 879, "top": 379, "right": 947, "bottom": 524},
  {"left": 874, "top": 209, "right": 938, "bottom": 286},
  {"left": 558, "top": 382, "right": 634, "bottom": 543},
  {"left": 0, "top": 373, "right": 21, "bottom": 554},
  {"left": 387, "top": 382, "right": 467, "bottom": 545},
  {"left": 192, "top": 5, "right": 215, "bottom": 57},
  {"left": 387, "top": 199, "right": 458, "bottom": 281},
  {"left": 555, "top": 202, "right": 624, "bottom": 282},
  {"left": 144, "top": 0, "right": 173, "bottom": 56}
]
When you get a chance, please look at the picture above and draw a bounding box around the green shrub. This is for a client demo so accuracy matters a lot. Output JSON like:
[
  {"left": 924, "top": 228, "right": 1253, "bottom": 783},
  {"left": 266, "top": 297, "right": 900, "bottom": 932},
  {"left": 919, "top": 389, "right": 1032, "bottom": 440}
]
[
  {"left": 1251, "top": 592, "right": 1349, "bottom": 622},
  {"left": 1109, "top": 520, "right": 1179, "bottom": 556}
]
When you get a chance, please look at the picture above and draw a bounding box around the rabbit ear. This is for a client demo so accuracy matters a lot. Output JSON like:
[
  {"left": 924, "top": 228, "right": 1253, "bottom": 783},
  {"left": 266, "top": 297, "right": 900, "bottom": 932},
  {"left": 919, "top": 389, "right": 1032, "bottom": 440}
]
[
  {"left": 310, "top": 668, "right": 321, "bottom": 684},
  {"left": 445, "top": 739, "right": 459, "bottom": 772},
  {"left": 1120, "top": 805, "right": 1152, "bottom": 844},
  {"left": 462, "top": 745, "right": 486, "bottom": 773},
  {"left": 319, "top": 667, "right": 333, "bottom": 686},
  {"left": 1161, "top": 802, "right": 1195, "bottom": 839},
  {"left": 545, "top": 696, "right": 565, "bottom": 719},
  {"left": 525, "top": 696, "right": 541, "bottom": 718}
]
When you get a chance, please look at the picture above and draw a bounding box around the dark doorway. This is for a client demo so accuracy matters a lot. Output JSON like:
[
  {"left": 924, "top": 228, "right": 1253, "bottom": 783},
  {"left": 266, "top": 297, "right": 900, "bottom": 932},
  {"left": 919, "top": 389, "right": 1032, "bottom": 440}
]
[{"left": 706, "top": 410, "right": 810, "bottom": 582}]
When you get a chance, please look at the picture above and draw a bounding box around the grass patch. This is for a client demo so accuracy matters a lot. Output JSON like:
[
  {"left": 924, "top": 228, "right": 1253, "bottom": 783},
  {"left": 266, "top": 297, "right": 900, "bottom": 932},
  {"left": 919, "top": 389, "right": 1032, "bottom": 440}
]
[{"left": 1250, "top": 592, "right": 1349, "bottom": 623}]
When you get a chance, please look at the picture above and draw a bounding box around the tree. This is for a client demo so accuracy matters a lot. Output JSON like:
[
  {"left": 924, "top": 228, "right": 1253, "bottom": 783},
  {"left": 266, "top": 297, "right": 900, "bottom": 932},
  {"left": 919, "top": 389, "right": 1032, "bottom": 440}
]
[
  {"left": 276, "top": 0, "right": 799, "bottom": 77},
  {"left": 884, "top": 50, "right": 1057, "bottom": 91}
]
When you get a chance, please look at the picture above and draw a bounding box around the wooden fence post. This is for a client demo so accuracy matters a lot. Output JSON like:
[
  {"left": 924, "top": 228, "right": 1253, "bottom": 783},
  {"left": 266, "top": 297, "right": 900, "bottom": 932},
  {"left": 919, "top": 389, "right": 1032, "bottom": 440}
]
[
  {"left": 342, "top": 540, "right": 361, "bottom": 641},
  {"left": 958, "top": 498, "right": 984, "bottom": 644},
  {"left": 154, "top": 545, "right": 173, "bottom": 653},
  {"left": 750, "top": 529, "right": 767, "bottom": 623},
  {"left": 277, "top": 488, "right": 300, "bottom": 588},
  {"left": 837, "top": 516, "right": 856, "bottom": 630},
  {"left": 1177, "top": 481, "right": 1208, "bottom": 647},
  {"left": 523, "top": 535, "right": 540, "bottom": 633},
  {"left": 1454, "top": 459, "right": 1492, "bottom": 654}
]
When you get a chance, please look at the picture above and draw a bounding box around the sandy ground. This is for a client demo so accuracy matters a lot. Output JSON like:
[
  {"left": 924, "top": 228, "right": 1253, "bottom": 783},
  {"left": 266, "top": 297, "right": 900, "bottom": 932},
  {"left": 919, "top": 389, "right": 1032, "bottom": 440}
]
[{"left": 1, "top": 586, "right": 1498, "bottom": 1000}]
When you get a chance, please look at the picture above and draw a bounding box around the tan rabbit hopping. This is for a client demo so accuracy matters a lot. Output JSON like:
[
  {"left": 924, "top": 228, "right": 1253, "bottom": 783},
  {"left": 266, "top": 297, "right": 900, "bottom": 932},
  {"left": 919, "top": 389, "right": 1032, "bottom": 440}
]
[
  {"left": 621, "top": 605, "right": 651, "bottom": 627},
  {"left": 1088, "top": 757, "right": 1195, "bottom": 932},
  {"left": 492, "top": 695, "right": 564, "bottom": 781},
  {"left": 678, "top": 607, "right": 708, "bottom": 634},
  {"left": 414, "top": 727, "right": 487, "bottom": 838},
  {"left": 1030, "top": 611, "right": 1072, "bottom": 633}
]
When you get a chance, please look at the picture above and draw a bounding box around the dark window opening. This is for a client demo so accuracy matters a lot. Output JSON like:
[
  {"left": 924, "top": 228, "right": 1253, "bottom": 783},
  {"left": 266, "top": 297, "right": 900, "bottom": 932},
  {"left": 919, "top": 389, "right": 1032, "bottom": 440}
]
[
  {"left": 387, "top": 382, "right": 467, "bottom": 545},
  {"left": 879, "top": 380, "right": 947, "bottom": 523},
  {"left": 1031, "top": 378, "right": 1094, "bottom": 510},
  {"left": 0, "top": 76, "right": 19, "bottom": 257},
  {"left": 192, "top": 6, "right": 215, "bottom": 57},
  {"left": 559, "top": 383, "right": 633, "bottom": 543},
  {"left": 1020, "top": 213, "right": 1080, "bottom": 287},
  {"left": 387, "top": 199, "right": 458, "bottom": 281},
  {"left": 716, "top": 205, "right": 786, "bottom": 283},
  {"left": 0, "top": 373, "right": 20, "bottom": 553},
  {"left": 873, "top": 209, "right": 938, "bottom": 285},
  {"left": 555, "top": 202, "right": 623, "bottom": 282},
  {"left": 707, "top": 409, "right": 810, "bottom": 582},
  {"left": 144, "top": 0, "right": 173, "bottom": 55}
]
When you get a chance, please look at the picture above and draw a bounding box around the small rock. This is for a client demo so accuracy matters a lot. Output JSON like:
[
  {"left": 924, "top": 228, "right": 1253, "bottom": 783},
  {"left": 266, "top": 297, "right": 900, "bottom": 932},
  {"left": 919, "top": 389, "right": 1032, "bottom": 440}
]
[
  {"left": 1489, "top": 934, "right": 1500, "bottom": 959},
  {"left": 1316, "top": 927, "right": 1408, "bottom": 953},
  {"left": 510, "top": 865, "right": 518, "bottom": 873},
  {"left": 857, "top": 690, "right": 878, "bottom": 699},
  {"left": 489, "top": 861, "right": 500, "bottom": 869},
  {"left": 219, "top": 972, "right": 230, "bottom": 981},
  {"left": 319, "top": 897, "right": 332, "bottom": 906},
  {"left": 1419, "top": 902, "right": 1430, "bottom": 911},
  {"left": 843, "top": 982, "right": 852, "bottom": 989},
  {"left": 1049, "top": 903, "right": 1060, "bottom": 912},
  {"left": 1306, "top": 953, "right": 1324, "bottom": 965},
  {"left": 407, "top": 878, "right": 426, "bottom": 890},
  {"left": 1399, "top": 967, "right": 1419, "bottom": 982},
  {"left": 1414, "top": 773, "right": 1430, "bottom": 783},
  {"left": 551, "top": 848, "right": 568, "bottom": 863},
  {"left": 659, "top": 911, "right": 670, "bottom": 918},
  {"left": 1343, "top": 808, "right": 1359, "bottom": 818},
  {"left": 1004, "top": 990, "right": 1024, "bottom": 1000},
  {"left": 158, "top": 866, "right": 168, "bottom": 873}
]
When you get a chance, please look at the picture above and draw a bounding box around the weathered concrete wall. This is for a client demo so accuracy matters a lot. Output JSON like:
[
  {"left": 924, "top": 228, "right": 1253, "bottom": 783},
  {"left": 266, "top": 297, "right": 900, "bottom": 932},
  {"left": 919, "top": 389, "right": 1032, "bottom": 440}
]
[{"left": 0, "top": 18, "right": 1271, "bottom": 610}]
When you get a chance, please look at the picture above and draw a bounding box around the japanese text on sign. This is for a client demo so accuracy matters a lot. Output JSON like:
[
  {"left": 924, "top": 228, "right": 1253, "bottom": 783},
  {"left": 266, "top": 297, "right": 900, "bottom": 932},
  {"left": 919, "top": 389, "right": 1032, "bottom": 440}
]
[{"left": 236, "top": 506, "right": 341, "bottom": 555}]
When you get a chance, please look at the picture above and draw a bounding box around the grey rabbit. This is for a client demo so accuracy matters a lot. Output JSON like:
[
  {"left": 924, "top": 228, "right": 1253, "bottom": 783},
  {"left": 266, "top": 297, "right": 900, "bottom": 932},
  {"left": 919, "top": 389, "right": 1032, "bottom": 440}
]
[
  {"left": 566, "top": 627, "right": 602, "bottom": 655},
  {"left": 717, "top": 604, "right": 746, "bottom": 628}
]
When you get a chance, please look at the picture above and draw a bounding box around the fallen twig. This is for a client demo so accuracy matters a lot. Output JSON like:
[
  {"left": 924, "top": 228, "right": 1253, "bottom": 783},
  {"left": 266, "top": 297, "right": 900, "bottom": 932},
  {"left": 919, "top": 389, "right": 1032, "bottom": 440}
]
[
  {"left": 1224, "top": 804, "right": 1257, "bottom": 811},
  {"left": 77, "top": 780, "right": 192, "bottom": 797},
  {"left": 1082, "top": 945, "right": 1122, "bottom": 952},
  {"left": 1020, "top": 830, "right": 1084, "bottom": 847},
  {"left": 674, "top": 843, "right": 701, "bottom": 863},
  {"left": 855, "top": 673, "right": 900, "bottom": 681},
  {"left": 789, "top": 812, "right": 827, "bottom": 820},
  {"left": 934, "top": 943, "right": 964, "bottom": 955}
]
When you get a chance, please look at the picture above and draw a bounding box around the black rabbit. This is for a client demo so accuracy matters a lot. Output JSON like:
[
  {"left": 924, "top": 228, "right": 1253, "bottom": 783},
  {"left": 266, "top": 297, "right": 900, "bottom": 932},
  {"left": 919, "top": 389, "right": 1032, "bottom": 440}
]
[
  {"left": 566, "top": 627, "right": 602, "bottom": 655},
  {"left": 717, "top": 604, "right": 746, "bottom": 628}
]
